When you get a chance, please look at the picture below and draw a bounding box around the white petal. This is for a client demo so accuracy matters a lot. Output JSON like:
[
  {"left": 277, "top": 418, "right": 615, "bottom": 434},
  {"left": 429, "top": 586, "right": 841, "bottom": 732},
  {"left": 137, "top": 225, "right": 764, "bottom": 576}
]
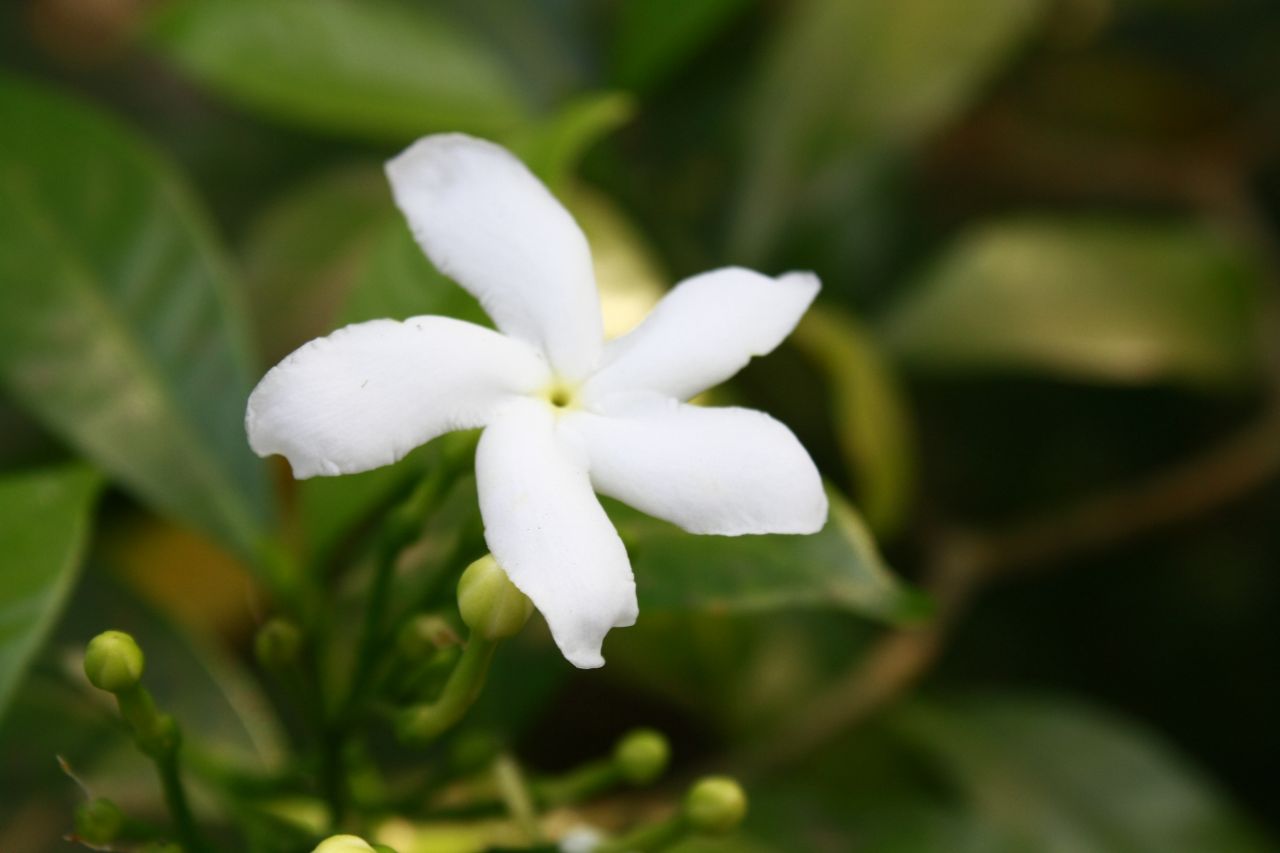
[
  {"left": 386, "top": 134, "right": 603, "bottom": 380},
  {"left": 582, "top": 267, "right": 819, "bottom": 402},
  {"left": 567, "top": 396, "right": 828, "bottom": 535},
  {"left": 475, "top": 398, "right": 636, "bottom": 668},
  {"left": 247, "top": 317, "right": 548, "bottom": 478}
]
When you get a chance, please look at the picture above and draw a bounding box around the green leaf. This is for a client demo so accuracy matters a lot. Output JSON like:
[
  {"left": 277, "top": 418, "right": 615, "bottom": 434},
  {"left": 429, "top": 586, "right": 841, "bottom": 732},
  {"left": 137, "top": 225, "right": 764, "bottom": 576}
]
[
  {"left": 734, "top": 0, "right": 1045, "bottom": 256},
  {"left": 612, "top": 0, "right": 753, "bottom": 90},
  {"left": 0, "top": 78, "right": 272, "bottom": 562},
  {"left": 880, "top": 218, "right": 1265, "bottom": 387},
  {"left": 507, "top": 92, "right": 636, "bottom": 191},
  {"left": 338, "top": 221, "right": 488, "bottom": 328},
  {"left": 64, "top": 570, "right": 286, "bottom": 771},
  {"left": 147, "top": 0, "right": 530, "bottom": 141},
  {"left": 243, "top": 166, "right": 395, "bottom": 366},
  {"left": 611, "top": 488, "right": 925, "bottom": 623},
  {"left": 0, "top": 466, "right": 100, "bottom": 726},
  {"left": 792, "top": 307, "right": 916, "bottom": 536},
  {"left": 891, "top": 693, "right": 1272, "bottom": 852}
]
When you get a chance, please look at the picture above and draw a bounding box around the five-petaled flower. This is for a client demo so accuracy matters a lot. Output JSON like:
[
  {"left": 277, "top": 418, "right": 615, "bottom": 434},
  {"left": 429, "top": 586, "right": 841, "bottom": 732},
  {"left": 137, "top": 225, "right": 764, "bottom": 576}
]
[{"left": 246, "top": 134, "right": 828, "bottom": 668}]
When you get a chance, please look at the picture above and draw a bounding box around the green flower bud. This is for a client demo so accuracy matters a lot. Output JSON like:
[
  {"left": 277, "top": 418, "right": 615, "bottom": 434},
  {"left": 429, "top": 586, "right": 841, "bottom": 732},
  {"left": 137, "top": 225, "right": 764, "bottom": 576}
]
[
  {"left": 254, "top": 617, "right": 303, "bottom": 669},
  {"left": 84, "top": 630, "right": 144, "bottom": 693},
  {"left": 614, "top": 728, "right": 670, "bottom": 785},
  {"left": 312, "top": 835, "right": 376, "bottom": 853},
  {"left": 457, "top": 555, "right": 532, "bottom": 640},
  {"left": 397, "top": 614, "right": 461, "bottom": 660},
  {"left": 684, "top": 777, "right": 747, "bottom": 834},
  {"left": 74, "top": 797, "right": 124, "bottom": 844}
]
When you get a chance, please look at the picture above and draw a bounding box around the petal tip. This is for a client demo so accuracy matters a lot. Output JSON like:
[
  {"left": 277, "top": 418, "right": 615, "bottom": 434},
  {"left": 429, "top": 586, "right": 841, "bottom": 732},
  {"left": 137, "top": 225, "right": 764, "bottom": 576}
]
[
  {"left": 385, "top": 132, "right": 506, "bottom": 190},
  {"left": 565, "top": 648, "right": 606, "bottom": 669},
  {"left": 781, "top": 269, "right": 822, "bottom": 300}
]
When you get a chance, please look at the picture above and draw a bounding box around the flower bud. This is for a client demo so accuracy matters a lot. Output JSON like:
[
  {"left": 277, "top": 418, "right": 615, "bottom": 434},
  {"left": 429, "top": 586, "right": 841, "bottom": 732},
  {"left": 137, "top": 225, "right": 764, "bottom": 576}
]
[
  {"left": 684, "top": 777, "right": 747, "bottom": 834},
  {"left": 84, "top": 630, "right": 144, "bottom": 693},
  {"left": 457, "top": 555, "right": 532, "bottom": 640},
  {"left": 614, "top": 728, "right": 670, "bottom": 785},
  {"left": 73, "top": 797, "right": 124, "bottom": 844},
  {"left": 312, "top": 835, "right": 376, "bottom": 853},
  {"left": 397, "top": 614, "right": 461, "bottom": 660},
  {"left": 254, "top": 617, "right": 303, "bottom": 669}
]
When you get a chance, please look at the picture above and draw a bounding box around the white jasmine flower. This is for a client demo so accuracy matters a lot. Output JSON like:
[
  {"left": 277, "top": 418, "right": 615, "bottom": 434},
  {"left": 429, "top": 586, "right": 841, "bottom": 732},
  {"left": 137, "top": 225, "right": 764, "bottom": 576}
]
[{"left": 246, "top": 134, "right": 827, "bottom": 668}]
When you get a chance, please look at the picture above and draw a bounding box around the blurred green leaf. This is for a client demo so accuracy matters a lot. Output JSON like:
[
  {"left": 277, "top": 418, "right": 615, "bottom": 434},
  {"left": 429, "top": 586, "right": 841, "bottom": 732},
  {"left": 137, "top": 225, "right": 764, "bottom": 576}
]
[
  {"left": 612, "top": 0, "right": 753, "bottom": 90},
  {"left": 610, "top": 609, "right": 880, "bottom": 736},
  {"left": 147, "top": 0, "right": 530, "bottom": 141},
  {"left": 243, "top": 167, "right": 393, "bottom": 365},
  {"left": 880, "top": 218, "right": 1265, "bottom": 387},
  {"left": 0, "top": 78, "right": 273, "bottom": 561},
  {"left": 63, "top": 570, "right": 285, "bottom": 772},
  {"left": 0, "top": 466, "right": 100, "bottom": 726},
  {"left": 891, "top": 693, "right": 1272, "bottom": 852},
  {"left": 507, "top": 92, "right": 635, "bottom": 190},
  {"left": 612, "top": 488, "right": 925, "bottom": 624},
  {"left": 718, "top": 692, "right": 1270, "bottom": 852},
  {"left": 793, "top": 307, "right": 916, "bottom": 536},
  {"left": 735, "top": 0, "right": 1045, "bottom": 256},
  {"left": 338, "top": 222, "right": 488, "bottom": 328}
]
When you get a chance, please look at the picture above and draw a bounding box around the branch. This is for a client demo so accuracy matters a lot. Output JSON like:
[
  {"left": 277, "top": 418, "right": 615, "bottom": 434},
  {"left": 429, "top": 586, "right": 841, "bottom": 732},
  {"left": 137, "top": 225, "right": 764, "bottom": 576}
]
[{"left": 746, "top": 402, "right": 1280, "bottom": 774}]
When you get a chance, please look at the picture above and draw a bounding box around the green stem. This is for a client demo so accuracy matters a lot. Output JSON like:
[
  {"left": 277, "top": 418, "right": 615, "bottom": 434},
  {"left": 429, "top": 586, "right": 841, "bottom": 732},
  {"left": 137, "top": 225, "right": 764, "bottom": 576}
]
[
  {"left": 156, "top": 749, "right": 209, "bottom": 853},
  {"left": 493, "top": 753, "right": 541, "bottom": 843},
  {"left": 535, "top": 761, "right": 622, "bottom": 808},
  {"left": 397, "top": 637, "right": 497, "bottom": 745},
  {"left": 114, "top": 686, "right": 209, "bottom": 852},
  {"left": 343, "top": 471, "right": 446, "bottom": 722},
  {"left": 596, "top": 815, "right": 690, "bottom": 853}
]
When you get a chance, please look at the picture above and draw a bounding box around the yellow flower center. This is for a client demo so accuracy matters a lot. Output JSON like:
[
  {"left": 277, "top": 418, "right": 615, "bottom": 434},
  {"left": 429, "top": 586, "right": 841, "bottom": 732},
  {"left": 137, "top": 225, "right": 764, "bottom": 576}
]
[{"left": 540, "top": 378, "right": 580, "bottom": 411}]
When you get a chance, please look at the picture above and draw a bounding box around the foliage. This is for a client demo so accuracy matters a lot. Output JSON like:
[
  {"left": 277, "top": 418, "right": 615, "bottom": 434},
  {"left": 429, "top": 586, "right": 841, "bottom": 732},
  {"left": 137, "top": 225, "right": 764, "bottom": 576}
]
[{"left": 1, "top": 0, "right": 1278, "bottom": 851}]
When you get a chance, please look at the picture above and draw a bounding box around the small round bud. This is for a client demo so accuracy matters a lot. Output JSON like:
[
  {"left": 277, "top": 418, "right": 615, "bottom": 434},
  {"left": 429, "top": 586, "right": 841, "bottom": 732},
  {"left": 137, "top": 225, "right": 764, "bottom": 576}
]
[
  {"left": 457, "top": 555, "right": 532, "bottom": 640},
  {"left": 397, "top": 614, "right": 460, "bottom": 660},
  {"left": 254, "top": 618, "right": 303, "bottom": 669},
  {"left": 74, "top": 797, "right": 124, "bottom": 844},
  {"left": 684, "top": 777, "right": 747, "bottom": 834},
  {"left": 84, "top": 630, "right": 144, "bottom": 693},
  {"left": 614, "top": 728, "right": 670, "bottom": 784},
  {"left": 312, "top": 835, "right": 376, "bottom": 853}
]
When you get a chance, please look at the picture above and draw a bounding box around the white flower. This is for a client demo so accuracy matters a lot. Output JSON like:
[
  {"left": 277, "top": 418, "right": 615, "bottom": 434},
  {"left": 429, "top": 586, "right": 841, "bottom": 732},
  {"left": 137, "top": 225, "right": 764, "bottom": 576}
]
[{"left": 246, "top": 134, "right": 828, "bottom": 668}]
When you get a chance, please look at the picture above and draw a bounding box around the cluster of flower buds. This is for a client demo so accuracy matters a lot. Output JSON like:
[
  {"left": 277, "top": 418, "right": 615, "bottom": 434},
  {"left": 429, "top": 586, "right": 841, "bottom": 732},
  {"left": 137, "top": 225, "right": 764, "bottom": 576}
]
[{"left": 396, "top": 555, "right": 532, "bottom": 745}]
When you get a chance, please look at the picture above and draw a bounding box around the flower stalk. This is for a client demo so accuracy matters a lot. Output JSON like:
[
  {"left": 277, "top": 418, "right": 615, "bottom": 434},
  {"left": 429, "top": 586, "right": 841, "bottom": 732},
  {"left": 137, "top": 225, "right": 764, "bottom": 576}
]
[
  {"left": 83, "top": 631, "right": 209, "bottom": 853},
  {"left": 395, "top": 634, "right": 497, "bottom": 745}
]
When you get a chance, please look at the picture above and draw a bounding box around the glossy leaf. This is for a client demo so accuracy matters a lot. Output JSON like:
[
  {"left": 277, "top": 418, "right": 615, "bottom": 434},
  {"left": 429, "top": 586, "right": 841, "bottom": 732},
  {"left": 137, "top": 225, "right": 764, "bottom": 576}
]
[
  {"left": 0, "top": 466, "right": 100, "bottom": 726},
  {"left": 892, "top": 693, "right": 1271, "bottom": 852},
  {"left": 881, "top": 219, "right": 1265, "bottom": 386},
  {"left": 611, "top": 488, "right": 925, "bottom": 624},
  {"left": 147, "top": 0, "right": 530, "bottom": 141},
  {"left": 734, "top": 0, "right": 1045, "bottom": 256},
  {"left": 793, "top": 307, "right": 916, "bottom": 536},
  {"left": 0, "top": 78, "right": 272, "bottom": 561}
]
